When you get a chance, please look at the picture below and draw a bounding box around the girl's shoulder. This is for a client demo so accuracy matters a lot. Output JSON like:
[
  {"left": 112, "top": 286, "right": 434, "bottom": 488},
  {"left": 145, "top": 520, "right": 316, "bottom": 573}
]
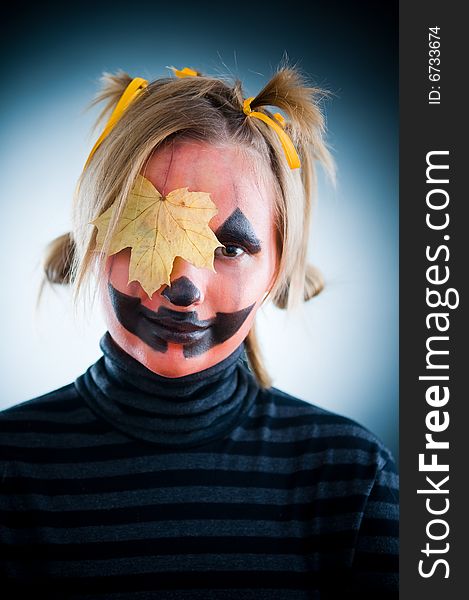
[{"left": 256, "top": 385, "right": 397, "bottom": 472}]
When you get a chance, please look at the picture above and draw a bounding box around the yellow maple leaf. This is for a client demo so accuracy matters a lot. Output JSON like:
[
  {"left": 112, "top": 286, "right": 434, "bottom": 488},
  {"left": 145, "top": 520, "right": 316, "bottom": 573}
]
[{"left": 91, "top": 174, "right": 223, "bottom": 298}]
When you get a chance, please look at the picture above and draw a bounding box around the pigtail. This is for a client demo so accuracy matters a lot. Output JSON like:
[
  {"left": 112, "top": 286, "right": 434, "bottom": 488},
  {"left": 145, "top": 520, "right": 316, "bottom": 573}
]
[
  {"left": 245, "top": 66, "right": 335, "bottom": 312},
  {"left": 303, "top": 263, "right": 324, "bottom": 300},
  {"left": 42, "top": 232, "right": 76, "bottom": 285},
  {"left": 36, "top": 232, "right": 76, "bottom": 310},
  {"left": 271, "top": 263, "right": 323, "bottom": 310},
  {"left": 88, "top": 70, "right": 134, "bottom": 132},
  {"left": 251, "top": 69, "right": 326, "bottom": 134},
  {"left": 250, "top": 68, "right": 334, "bottom": 173}
]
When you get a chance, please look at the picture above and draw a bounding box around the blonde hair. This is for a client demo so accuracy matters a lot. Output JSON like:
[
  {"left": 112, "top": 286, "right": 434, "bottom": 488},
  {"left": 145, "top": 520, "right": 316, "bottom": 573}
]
[{"left": 41, "top": 65, "right": 335, "bottom": 387}]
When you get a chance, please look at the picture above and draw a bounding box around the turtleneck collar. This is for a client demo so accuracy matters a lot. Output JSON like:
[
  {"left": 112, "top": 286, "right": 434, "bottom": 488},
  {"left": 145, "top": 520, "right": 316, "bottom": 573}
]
[{"left": 74, "top": 332, "right": 259, "bottom": 448}]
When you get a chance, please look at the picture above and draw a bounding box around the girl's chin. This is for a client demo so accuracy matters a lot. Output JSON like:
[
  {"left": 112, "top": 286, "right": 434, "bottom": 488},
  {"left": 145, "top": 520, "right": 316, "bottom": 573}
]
[{"left": 131, "top": 344, "right": 230, "bottom": 378}]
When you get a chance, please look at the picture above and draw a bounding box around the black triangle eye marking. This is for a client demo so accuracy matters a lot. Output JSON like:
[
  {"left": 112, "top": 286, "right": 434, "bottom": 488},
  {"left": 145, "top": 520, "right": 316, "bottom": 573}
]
[{"left": 215, "top": 208, "right": 262, "bottom": 254}]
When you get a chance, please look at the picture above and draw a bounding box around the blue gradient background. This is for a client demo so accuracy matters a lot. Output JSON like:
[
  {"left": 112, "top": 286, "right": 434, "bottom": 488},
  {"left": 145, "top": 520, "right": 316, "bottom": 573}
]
[{"left": 0, "top": 1, "right": 398, "bottom": 460}]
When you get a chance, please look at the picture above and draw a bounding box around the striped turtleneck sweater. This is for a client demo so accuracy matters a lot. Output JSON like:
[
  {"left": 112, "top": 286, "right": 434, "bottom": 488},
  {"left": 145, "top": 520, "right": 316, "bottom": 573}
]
[{"left": 0, "top": 333, "right": 399, "bottom": 598}]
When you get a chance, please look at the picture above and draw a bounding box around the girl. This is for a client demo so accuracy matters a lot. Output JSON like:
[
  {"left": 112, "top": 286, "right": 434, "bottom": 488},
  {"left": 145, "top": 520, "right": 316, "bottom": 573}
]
[{"left": 0, "top": 66, "right": 398, "bottom": 597}]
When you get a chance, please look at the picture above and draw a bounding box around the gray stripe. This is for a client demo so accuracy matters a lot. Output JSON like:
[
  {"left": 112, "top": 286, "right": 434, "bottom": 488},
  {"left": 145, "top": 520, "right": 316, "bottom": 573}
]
[
  {"left": 1, "top": 447, "right": 387, "bottom": 475},
  {"left": 1, "top": 424, "right": 379, "bottom": 447},
  {"left": 3, "top": 553, "right": 312, "bottom": 577},
  {"left": 0, "top": 407, "right": 93, "bottom": 423},
  {"left": 0, "top": 512, "right": 364, "bottom": 543},
  {"left": 1, "top": 400, "right": 341, "bottom": 423},
  {"left": 356, "top": 535, "right": 399, "bottom": 553},
  {"left": 0, "top": 479, "right": 398, "bottom": 512},
  {"left": 231, "top": 423, "right": 380, "bottom": 441},
  {"left": 378, "top": 465, "right": 400, "bottom": 484},
  {"left": 365, "top": 500, "right": 400, "bottom": 519},
  {"left": 1, "top": 431, "right": 128, "bottom": 447}
]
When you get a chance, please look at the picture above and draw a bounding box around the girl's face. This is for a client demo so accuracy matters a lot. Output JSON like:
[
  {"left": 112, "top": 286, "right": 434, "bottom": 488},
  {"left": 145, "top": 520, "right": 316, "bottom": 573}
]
[{"left": 99, "top": 140, "right": 279, "bottom": 377}]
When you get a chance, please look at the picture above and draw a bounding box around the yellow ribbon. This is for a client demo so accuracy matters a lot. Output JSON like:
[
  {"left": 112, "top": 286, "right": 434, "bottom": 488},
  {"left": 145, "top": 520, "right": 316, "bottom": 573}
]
[
  {"left": 273, "top": 112, "right": 286, "bottom": 127},
  {"left": 84, "top": 77, "right": 148, "bottom": 170},
  {"left": 172, "top": 67, "right": 199, "bottom": 78},
  {"left": 243, "top": 97, "right": 300, "bottom": 169}
]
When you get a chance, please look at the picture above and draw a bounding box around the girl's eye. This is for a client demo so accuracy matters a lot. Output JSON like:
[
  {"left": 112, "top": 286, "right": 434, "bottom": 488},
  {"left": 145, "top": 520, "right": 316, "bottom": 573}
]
[{"left": 215, "top": 245, "right": 246, "bottom": 258}]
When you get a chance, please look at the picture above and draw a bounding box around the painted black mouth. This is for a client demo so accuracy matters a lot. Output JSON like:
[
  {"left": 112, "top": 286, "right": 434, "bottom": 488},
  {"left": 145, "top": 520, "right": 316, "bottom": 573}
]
[
  {"left": 141, "top": 312, "right": 209, "bottom": 344},
  {"left": 108, "top": 283, "right": 255, "bottom": 357},
  {"left": 141, "top": 306, "right": 210, "bottom": 331}
]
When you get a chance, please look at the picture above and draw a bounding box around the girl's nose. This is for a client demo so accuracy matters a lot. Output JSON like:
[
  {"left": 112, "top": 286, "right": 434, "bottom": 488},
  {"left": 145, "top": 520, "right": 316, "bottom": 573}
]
[
  {"left": 161, "top": 258, "right": 205, "bottom": 307},
  {"left": 162, "top": 276, "right": 201, "bottom": 307}
]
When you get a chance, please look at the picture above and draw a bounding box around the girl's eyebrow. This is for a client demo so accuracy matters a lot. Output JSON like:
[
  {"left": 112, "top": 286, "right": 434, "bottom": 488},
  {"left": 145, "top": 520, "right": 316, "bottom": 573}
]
[{"left": 215, "top": 208, "right": 262, "bottom": 253}]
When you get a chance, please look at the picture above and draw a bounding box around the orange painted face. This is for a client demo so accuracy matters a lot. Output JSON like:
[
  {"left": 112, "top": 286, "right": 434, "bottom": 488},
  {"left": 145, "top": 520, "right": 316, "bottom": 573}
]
[{"left": 99, "top": 140, "right": 279, "bottom": 377}]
